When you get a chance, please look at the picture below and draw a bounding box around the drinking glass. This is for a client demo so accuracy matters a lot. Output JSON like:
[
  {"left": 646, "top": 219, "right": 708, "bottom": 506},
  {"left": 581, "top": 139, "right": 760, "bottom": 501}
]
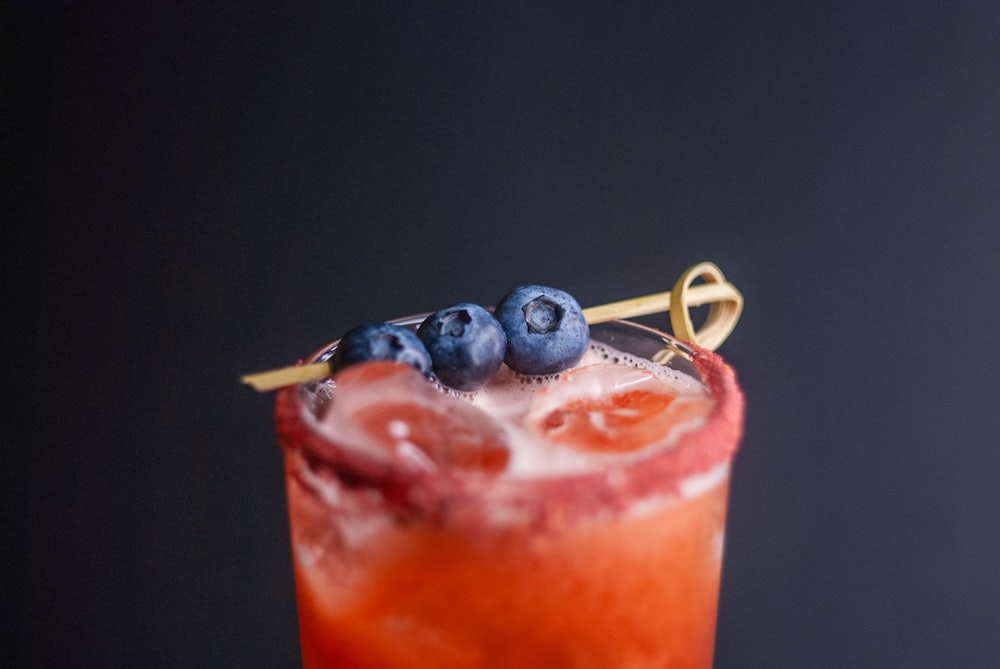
[{"left": 275, "top": 317, "right": 744, "bottom": 669}]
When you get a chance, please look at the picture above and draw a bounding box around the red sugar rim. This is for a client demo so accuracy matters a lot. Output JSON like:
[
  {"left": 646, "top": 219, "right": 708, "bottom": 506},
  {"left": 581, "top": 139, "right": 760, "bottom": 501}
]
[{"left": 275, "top": 321, "right": 744, "bottom": 531}]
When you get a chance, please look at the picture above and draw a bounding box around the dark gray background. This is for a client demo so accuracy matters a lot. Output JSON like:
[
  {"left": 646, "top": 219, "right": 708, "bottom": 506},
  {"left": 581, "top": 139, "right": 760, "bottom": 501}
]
[{"left": 12, "top": 2, "right": 1000, "bottom": 667}]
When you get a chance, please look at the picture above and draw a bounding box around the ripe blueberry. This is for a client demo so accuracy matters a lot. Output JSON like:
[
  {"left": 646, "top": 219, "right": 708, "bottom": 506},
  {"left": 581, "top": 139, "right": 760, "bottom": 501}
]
[
  {"left": 330, "top": 322, "right": 432, "bottom": 376},
  {"left": 494, "top": 285, "right": 589, "bottom": 375},
  {"left": 417, "top": 303, "right": 506, "bottom": 391}
]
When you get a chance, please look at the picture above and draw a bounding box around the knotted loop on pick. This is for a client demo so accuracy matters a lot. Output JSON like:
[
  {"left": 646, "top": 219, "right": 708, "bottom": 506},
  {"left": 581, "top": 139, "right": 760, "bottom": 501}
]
[{"left": 669, "top": 262, "right": 743, "bottom": 351}]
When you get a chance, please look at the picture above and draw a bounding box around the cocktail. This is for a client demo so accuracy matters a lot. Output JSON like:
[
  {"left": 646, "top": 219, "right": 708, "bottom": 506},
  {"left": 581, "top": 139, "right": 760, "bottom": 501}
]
[{"left": 247, "top": 263, "right": 745, "bottom": 668}]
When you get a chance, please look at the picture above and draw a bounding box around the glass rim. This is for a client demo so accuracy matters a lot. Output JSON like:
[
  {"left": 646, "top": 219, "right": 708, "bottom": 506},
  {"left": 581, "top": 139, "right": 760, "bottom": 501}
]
[{"left": 275, "top": 317, "right": 744, "bottom": 529}]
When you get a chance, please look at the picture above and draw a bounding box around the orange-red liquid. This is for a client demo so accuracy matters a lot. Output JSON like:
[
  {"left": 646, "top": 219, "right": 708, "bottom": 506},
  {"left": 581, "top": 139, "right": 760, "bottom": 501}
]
[
  {"left": 277, "top": 328, "right": 744, "bottom": 668},
  {"left": 285, "top": 455, "right": 729, "bottom": 669}
]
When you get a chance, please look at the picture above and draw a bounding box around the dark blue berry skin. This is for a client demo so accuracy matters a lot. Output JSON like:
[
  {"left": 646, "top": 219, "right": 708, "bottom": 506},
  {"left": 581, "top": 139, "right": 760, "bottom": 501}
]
[
  {"left": 417, "top": 303, "right": 507, "bottom": 391},
  {"left": 494, "top": 285, "right": 589, "bottom": 375},
  {"left": 330, "top": 322, "right": 432, "bottom": 376}
]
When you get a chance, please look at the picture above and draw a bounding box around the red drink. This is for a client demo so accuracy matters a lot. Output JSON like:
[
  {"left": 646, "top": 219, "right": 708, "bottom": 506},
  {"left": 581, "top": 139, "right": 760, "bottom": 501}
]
[{"left": 276, "top": 318, "right": 744, "bottom": 668}]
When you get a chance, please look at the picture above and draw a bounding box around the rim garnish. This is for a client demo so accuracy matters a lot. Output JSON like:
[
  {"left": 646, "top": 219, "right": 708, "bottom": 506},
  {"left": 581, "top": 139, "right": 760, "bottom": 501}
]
[{"left": 240, "top": 262, "right": 742, "bottom": 392}]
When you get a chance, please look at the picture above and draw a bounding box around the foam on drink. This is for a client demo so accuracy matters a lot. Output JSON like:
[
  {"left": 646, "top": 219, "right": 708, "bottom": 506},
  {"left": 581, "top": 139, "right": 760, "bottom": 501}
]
[{"left": 310, "top": 339, "right": 715, "bottom": 483}]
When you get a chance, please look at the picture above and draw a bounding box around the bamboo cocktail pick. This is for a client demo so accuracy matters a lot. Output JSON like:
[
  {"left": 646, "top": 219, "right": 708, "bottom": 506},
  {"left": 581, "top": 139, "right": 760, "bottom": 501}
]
[{"left": 241, "top": 261, "right": 742, "bottom": 392}]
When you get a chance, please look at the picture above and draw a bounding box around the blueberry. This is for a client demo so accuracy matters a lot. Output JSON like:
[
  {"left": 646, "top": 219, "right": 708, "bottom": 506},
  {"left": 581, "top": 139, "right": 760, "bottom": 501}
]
[
  {"left": 417, "top": 303, "right": 506, "bottom": 391},
  {"left": 494, "top": 285, "right": 589, "bottom": 375},
  {"left": 330, "top": 322, "right": 432, "bottom": 376}
]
